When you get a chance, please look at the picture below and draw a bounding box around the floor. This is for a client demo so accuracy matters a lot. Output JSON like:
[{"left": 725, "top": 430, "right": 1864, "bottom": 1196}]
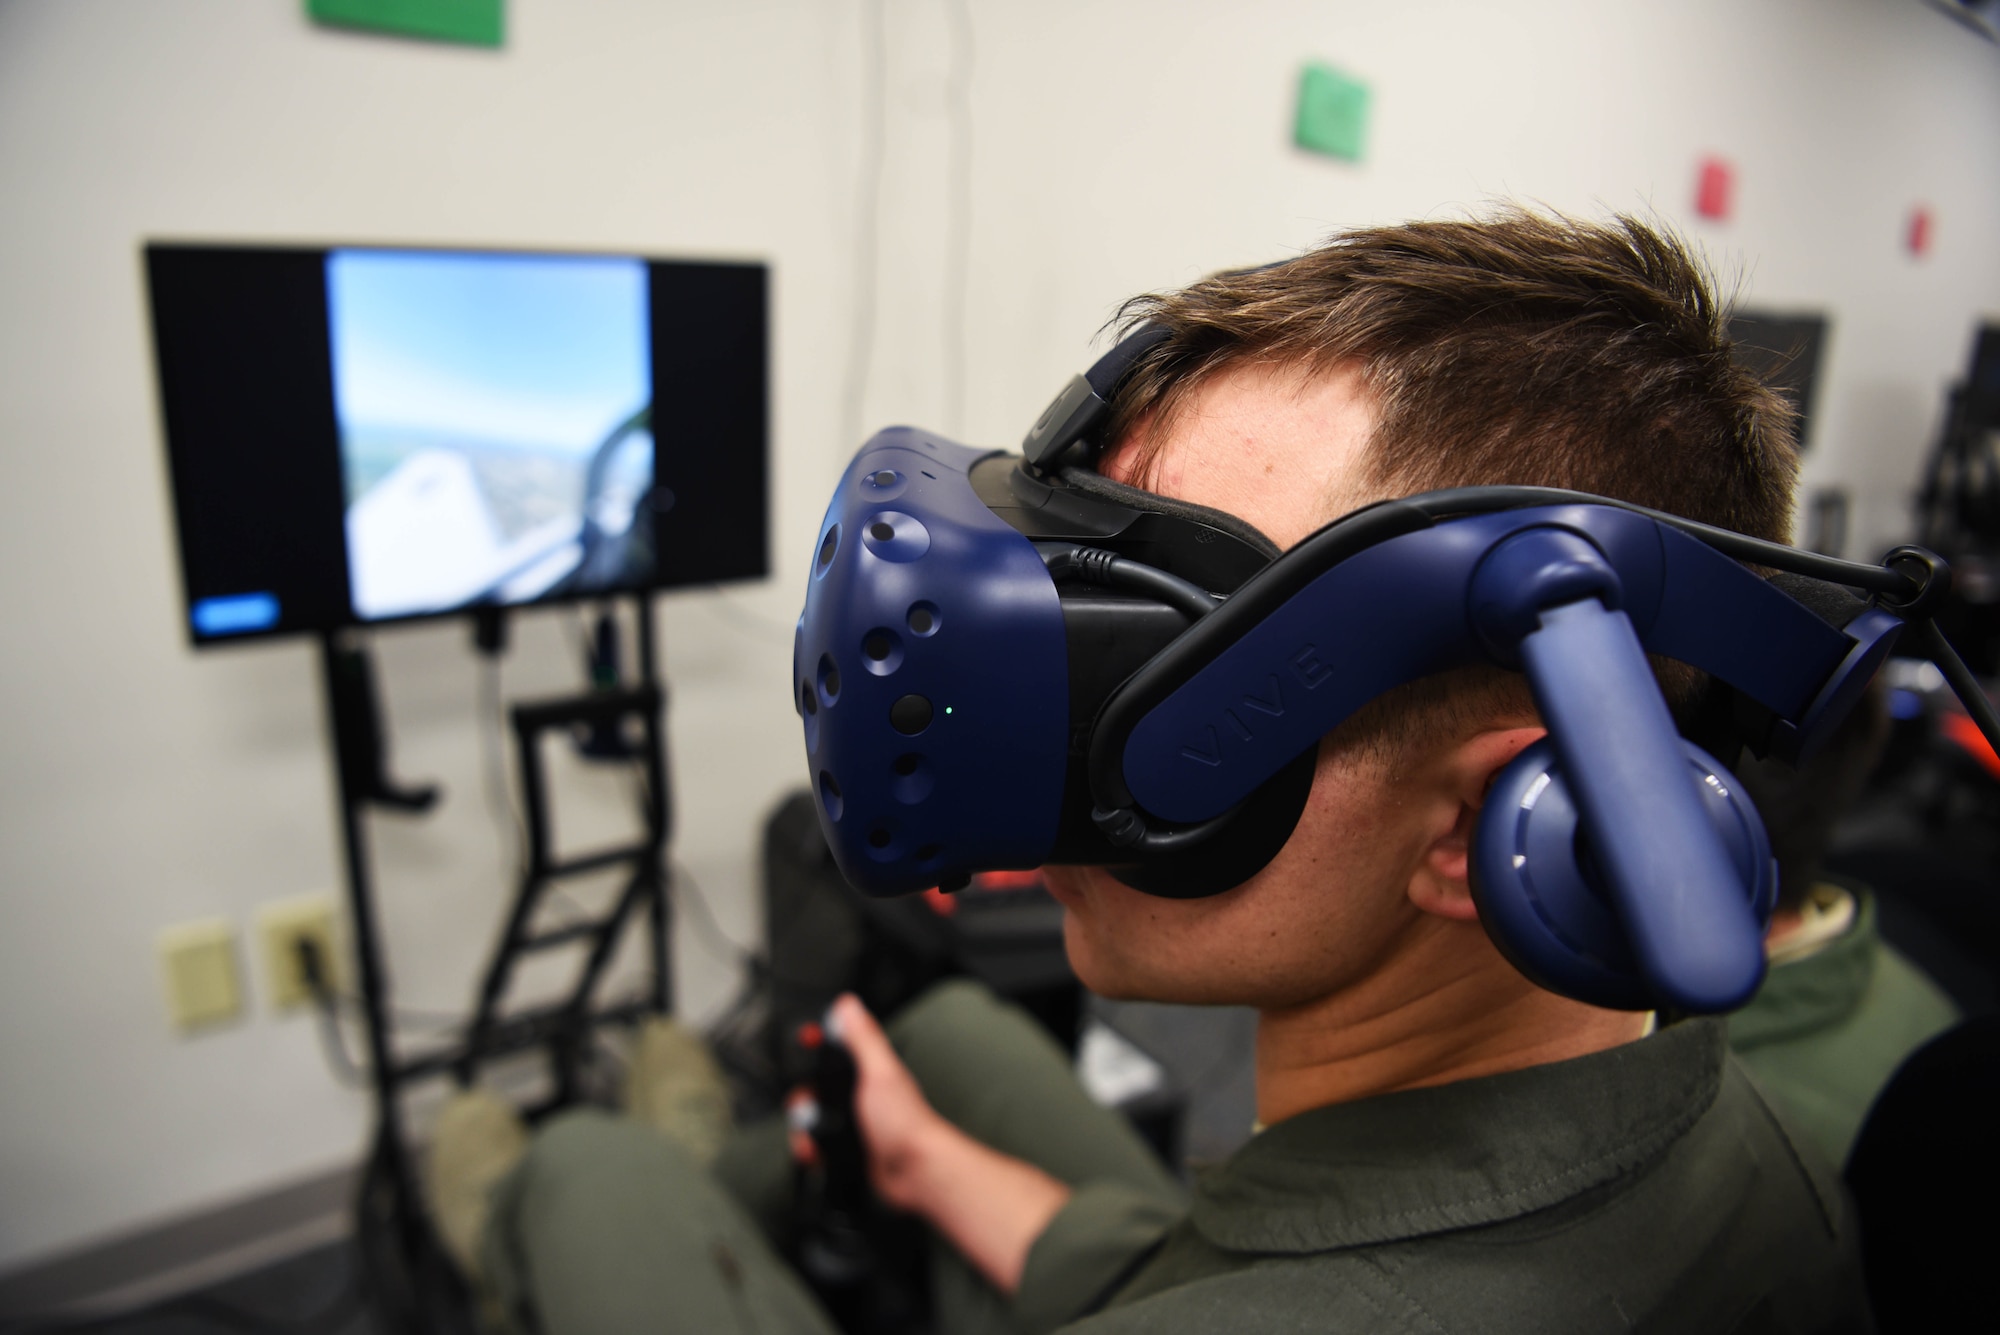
[{"left": 16, "top": 1241, "right": 381, "bottom": 1335}]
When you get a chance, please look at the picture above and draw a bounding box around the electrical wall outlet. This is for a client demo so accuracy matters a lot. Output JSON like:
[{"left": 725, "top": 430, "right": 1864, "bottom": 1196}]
[
  {"left": 257, "top": 895, "right": 342, "bottom": 1010},
  {"left": 158, "top": 919, "right": 244, "bottom": 1032}
]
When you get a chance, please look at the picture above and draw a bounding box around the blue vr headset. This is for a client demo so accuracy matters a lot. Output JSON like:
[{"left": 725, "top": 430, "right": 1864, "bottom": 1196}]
[{"left": 796, "top": 329, "right": 2000, "bottom": 1015}]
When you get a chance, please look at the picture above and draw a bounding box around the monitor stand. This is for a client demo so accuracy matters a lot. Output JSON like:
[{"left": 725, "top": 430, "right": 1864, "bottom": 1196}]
[{"left": 318, "top": 593, "right": 675, "bottom": 1332}]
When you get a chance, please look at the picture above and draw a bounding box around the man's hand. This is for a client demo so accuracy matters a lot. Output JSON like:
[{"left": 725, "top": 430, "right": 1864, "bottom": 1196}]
[
  {"left": 832, "top": 993, "right": 1072, "bottom": 1295},
  {"left": 828, "top": 991, "right": 950, "bottom": 1212}
]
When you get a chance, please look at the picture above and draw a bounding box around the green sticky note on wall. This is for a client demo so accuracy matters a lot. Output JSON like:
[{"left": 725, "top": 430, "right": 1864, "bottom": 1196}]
[
  {"left": 308, "top": 0, "right": 504, "bottom": 48},
  {"left": 1294, "top": 62, "right": 1369, "bottom": 162}
]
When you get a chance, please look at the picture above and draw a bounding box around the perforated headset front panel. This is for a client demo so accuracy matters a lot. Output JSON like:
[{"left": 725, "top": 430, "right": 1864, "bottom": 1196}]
[{"left": 797, "top": 429, "right": 1071, "bottom": 894}]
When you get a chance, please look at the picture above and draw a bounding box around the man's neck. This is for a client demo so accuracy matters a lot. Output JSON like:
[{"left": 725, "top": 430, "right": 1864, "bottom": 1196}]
[{"left": 1254, "top": 923, "right": 1650, "bottom": 1127}]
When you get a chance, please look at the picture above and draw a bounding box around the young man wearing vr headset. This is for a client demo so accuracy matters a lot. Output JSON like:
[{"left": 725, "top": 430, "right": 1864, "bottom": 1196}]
[{"left": 443, "top": 212, "right": 1870, "bottom": 1333}]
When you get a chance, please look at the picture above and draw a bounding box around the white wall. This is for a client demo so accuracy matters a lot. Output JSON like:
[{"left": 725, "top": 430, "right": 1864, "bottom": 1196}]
[{"left": 1, "top": 0, "right": 1994, "bottom": 1270}]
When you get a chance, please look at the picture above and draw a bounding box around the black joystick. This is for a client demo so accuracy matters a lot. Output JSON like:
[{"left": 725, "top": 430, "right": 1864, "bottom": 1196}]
[{"left": 786, "top": 1013, "right": 927, "bottom": 1334}]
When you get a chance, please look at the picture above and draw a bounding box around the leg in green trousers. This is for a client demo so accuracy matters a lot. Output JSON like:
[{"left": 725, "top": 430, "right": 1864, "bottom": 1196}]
[
  {"left": 481, "top": 1110, "right": 841, "bottom": 1335},
  {"left": 481, "top": 978, "right": 1184, "bottom": 1334}
]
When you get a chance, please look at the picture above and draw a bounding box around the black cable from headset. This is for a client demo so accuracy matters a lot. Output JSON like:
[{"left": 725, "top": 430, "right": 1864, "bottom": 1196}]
[
  {"left": 1038, "top": 543, "right": 1223, "bottom": 623},
  {"left": 1096, "top": 803, "right": 1247, "bottom": 853},
  {"left": 1036, "top": 543, "right": 1247, "bottom": 851},
  {"left": 1910, "top": 618, "right": 2000, "bottom": 755}
]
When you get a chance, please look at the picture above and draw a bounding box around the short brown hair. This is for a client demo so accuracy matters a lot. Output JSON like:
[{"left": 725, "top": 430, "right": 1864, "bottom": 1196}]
[
  {"left": 1106, "top": 210, "right": 1801, "bottom": 758},
  {"left": 1110, "top": 210, "right": 1796, "bottom": 538}
]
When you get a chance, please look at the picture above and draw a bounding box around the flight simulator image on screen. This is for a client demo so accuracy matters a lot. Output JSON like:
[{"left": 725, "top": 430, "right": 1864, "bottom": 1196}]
[
  {"left": 327, "top": 249, "right": 656, "bottom": 622},
  {"left": 147, "top": 241, "right": 767, "bottom": 645}
]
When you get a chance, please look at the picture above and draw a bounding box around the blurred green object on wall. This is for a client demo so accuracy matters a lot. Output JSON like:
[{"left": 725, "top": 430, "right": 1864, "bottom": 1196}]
[
  {"left": 307, "top": 0, "right": 503, "bottom": 48},
  {"left": 1294, "top": 62, "right": 1369, "bottom": 163}
]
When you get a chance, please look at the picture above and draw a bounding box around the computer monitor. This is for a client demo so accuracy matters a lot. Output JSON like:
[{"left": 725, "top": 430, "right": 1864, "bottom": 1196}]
[
  {"left": 1727, "top": 310, "right": 1829, "bottom": 451},
  {"left": 1963, "top": 323, "right": 2000, "bottom": 434},
  {"left": 145, "top": 243, "right": 768, "bottom": 645}
]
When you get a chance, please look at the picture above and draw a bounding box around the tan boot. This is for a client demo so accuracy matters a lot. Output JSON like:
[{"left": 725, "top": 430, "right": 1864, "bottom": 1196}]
[
  {"left": 623, "top": 1016, "right": 732, "bottom": 1166},
  {"left": 424, "top": 1087, "right": 528, "bottom": 1284}
]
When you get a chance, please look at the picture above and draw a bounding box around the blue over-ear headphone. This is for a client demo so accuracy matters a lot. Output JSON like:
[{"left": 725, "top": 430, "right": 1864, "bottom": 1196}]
[{"left": 796, "top": 328, "right": 1994, "bottom": 1014}]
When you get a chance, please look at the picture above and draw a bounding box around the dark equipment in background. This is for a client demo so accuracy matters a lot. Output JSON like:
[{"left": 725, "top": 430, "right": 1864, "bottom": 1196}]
[
  {"left": 1829, "top": 656, "right": 2000, "bottom": 1018},
  {"left": 1844, "top": 1015, "right": 2000, "bottom": 1332},
  {"left": 1804, "top": 488, "right": 1851, "bottom": 560},
  {"left": 1918, "top": 323, "right": 2000, "bottom": 673},
  {"left": 1808, "top": 329, "right": 2000, "bottom": 1335},
  {"left": 1792, "top": 324, "right": 2000, "bottom": 1033},
  {"left": 576, "top": 608, "right": 644, "bottom": 761},
  {"left": 1804, "top": 335, "right": 2000, "bottom": 1309},
  {"left": 326, "top": 641, "right": 440, "bottom": 814},
  {"left": 1728, "top": 309, "right": 1829, "bottom": 451}
]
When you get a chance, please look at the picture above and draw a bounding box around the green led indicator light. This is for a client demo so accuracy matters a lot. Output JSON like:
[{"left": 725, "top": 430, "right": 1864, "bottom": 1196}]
[{"left": 945, "top": 706, "right": 954, "bottom": 715}]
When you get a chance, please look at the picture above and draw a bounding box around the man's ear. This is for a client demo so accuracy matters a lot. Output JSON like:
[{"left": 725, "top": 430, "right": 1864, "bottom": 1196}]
[{"left": 1407, "top": 726, "right": 1545, "bottom": 922}]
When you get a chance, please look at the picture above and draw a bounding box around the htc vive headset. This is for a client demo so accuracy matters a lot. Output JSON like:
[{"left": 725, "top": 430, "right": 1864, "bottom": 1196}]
[{"left": 796, "top": 326, "right": 1999, "bottom": 1014}]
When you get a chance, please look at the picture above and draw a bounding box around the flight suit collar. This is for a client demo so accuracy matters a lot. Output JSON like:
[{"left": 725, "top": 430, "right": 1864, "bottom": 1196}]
[{"left": 1189, "top": 1017, "right": 1724, "bottom": 1255}]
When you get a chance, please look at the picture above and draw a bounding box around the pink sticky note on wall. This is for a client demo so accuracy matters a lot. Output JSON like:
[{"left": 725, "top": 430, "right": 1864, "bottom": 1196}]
[{"left": 1695, "top": 157, "right": 1734, "bottom": 220}]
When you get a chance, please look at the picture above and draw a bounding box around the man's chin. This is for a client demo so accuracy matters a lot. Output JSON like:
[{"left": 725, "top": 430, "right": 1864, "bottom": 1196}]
[
  {"left": 1060, "top": 911, "right": 1217, "bottom": 1005},
  {"left": 1059, "top": 911, "right": 1142, "bottom": 1000},
  {"left": 1049, "top": 864, "right": 1266, "bottom": 1005},
  {"left": 1063, "top": 949, "right": 1151, "bottom": 1002}
]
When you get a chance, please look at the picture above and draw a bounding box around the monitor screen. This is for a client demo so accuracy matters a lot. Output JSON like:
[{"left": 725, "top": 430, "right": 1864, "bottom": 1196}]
[
  {"left": 1965, "top": 323, "right": 2000, "bottom": 432},
  {"left": 145, "top": 243, "right": 768, "bottom": 645},
  {"left": 1727, "top": 310, "right": 1829, "bottom": 451}
]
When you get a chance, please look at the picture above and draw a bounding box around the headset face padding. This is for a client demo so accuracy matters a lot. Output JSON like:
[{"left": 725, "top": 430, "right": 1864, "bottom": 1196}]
[{"left": 1470, "top": 737, "right": 1778, "bottom": 1011}]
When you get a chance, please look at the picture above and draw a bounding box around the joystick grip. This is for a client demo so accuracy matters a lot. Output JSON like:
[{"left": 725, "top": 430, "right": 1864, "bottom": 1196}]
[{"left": 802, "top": 1019, "right": 868, "bottom": 1213}]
